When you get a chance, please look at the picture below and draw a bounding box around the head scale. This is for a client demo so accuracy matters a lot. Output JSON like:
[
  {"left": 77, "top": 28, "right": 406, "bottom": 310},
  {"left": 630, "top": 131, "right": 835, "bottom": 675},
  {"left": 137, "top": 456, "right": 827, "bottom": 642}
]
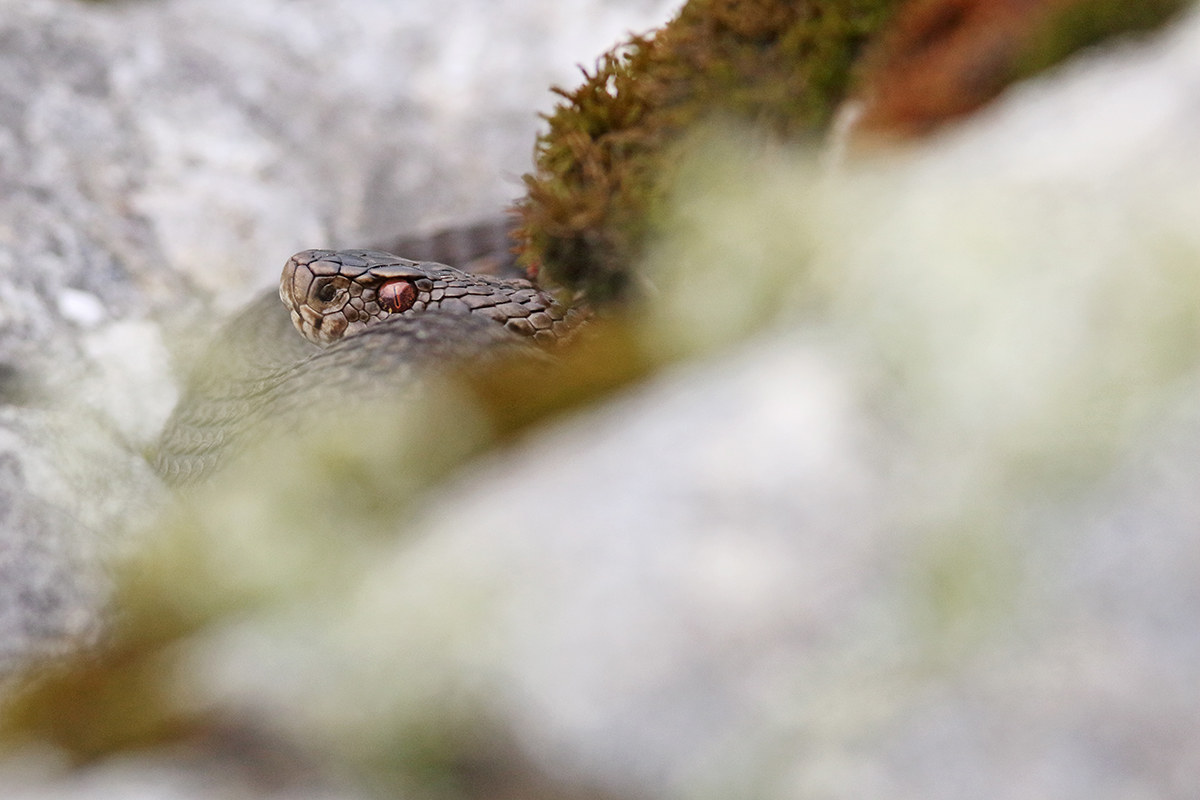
[{"left": 279, "top": 249, "right": 431, "bottom": 347}]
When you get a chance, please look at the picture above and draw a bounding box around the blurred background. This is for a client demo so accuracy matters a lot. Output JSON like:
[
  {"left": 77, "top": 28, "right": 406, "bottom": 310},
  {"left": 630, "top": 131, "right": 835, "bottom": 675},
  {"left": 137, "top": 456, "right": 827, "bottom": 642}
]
[{"left": 0, "top": 0, "right": 1199, "bottom": 798}]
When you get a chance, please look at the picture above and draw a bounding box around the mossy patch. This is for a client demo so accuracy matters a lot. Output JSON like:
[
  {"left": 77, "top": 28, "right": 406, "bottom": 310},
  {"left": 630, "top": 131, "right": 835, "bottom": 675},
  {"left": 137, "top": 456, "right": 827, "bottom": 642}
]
[
  {"left": 1017, "top": 0, "right": 1192, "bottom": 77},
  {"left": 853, "top": 0, "right": 1193, "bottom": 137},
  {"left": 514, "top": 0, "right": 904, "bottom": 304},
  {"left": 516, "top": 0, "right": 1193, "bottom": 304}
]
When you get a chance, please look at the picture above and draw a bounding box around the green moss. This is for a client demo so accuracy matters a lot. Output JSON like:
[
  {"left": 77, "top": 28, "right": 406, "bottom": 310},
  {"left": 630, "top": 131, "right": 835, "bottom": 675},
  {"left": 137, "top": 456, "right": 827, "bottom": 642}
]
[
  {"left": 516, "top": 0, "right": 1195, "bottom": 306},
  {"left": 515, "top": 0, "right": 904, "bottom": 304},
  {"left": 1017, "top": 0, "right": 1193, "bottom": 79}
]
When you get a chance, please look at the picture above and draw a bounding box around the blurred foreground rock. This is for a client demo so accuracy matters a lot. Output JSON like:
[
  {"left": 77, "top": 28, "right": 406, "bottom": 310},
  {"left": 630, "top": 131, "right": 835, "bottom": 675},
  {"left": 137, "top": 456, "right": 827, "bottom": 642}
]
[
  {"left": 158, "top": 9, "right": 1200, "bottom": 800},
  {"left": 4, "top": 1, "right": 1200, "bottom": 800}
]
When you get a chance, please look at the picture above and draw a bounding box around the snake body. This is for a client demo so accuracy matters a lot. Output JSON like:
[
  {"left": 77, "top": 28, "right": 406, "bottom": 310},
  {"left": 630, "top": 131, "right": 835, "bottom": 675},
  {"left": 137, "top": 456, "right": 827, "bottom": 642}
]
[{"left": 153, "top": 220, "right": 581, "bottom": 485}]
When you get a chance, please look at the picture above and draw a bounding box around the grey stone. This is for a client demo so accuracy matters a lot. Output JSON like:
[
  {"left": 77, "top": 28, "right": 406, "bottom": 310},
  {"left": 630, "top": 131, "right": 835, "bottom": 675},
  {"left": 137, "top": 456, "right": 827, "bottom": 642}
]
[
  {"left": 0, "top": 0, "right": 678, "bottom": 690},
  {"left": 163, "top": 10, "right": 1200, "bottom": 800},
  {"left": 18, "top": 1, "right": 1200, "bottom": 800}
]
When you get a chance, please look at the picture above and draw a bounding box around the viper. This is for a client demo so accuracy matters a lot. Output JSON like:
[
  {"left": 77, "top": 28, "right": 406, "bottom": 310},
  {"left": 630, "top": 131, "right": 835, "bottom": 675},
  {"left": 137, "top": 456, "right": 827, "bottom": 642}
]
[
  {"left": 152, "top": 219, "right": 582, "bottom": 485},
  {"left": 280, "top": 248, "right": 577, "bottom": 348}
]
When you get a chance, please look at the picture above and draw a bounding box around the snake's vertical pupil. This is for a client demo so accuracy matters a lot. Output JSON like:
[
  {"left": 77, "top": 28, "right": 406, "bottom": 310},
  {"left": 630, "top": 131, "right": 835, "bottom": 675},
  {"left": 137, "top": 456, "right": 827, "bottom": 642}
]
[{"left": 379, "top": 280, "right": 417, "bottom": 313}]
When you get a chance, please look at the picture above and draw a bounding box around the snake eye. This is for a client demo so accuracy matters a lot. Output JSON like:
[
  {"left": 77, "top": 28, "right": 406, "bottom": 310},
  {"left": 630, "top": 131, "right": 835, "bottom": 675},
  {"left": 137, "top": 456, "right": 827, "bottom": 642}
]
[
  {"left": 379, "top": 280, "right": 417, "bottom": 313},
  {"left": 315, "top": 282, "right": 338, "bottom": 303}
]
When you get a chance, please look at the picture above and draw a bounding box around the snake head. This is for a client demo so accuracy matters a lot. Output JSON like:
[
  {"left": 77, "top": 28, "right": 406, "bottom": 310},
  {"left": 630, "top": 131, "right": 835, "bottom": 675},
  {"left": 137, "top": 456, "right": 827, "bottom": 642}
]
[
  {"left": 280, "top": 249, "right": 429, "bottom": 347},
  {"left": 280, "top": 247, "right": 578, "bottom": 348}
]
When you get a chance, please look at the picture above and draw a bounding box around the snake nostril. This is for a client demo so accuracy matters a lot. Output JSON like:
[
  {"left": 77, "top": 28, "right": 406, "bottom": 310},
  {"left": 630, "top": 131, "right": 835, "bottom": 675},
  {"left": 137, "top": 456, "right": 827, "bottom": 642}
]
[
  {"left": 379, "top": 280, "right": 417, "bottom": 313},
  {"left": 315, "top": 282, "right": 338, "bottom": 303}
]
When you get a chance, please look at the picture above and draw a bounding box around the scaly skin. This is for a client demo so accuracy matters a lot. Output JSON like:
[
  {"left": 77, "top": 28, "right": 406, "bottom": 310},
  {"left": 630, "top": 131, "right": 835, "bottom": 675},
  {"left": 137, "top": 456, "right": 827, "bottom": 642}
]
[
  {"left": 280, "top": 249, "right": 581, "bottom": 347},
  {"left": 154, "top": 235, "right": 586, "bottom": 486}
]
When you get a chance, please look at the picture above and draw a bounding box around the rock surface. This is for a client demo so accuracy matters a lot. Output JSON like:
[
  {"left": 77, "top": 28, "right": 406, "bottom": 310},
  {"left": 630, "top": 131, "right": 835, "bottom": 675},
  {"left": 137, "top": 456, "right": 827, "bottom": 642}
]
[
  {"left": 0, "top": 0, "right": 676, "bottom": 681},
  {"left": 5, "top": 1, "right": 1200, "bottom": 799},
  {"left": 171, "top": 8, "right": 1200, "bottom": 800}
]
